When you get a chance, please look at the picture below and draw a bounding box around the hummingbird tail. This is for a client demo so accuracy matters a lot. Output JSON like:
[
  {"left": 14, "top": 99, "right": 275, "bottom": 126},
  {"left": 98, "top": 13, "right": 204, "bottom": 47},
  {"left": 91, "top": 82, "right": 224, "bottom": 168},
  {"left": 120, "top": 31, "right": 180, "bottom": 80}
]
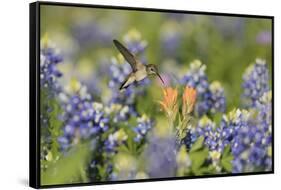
[
  {"left": 119, "top": 82, "right": 131, "bottom": 91},
  {"left": 119, "top": 81, "right": 127, "bottom": 91}
]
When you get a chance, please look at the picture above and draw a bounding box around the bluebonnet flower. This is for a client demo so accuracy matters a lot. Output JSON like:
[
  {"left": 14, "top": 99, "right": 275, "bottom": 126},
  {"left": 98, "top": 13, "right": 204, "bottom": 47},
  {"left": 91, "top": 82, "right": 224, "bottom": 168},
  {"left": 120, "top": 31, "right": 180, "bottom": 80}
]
[
  {"left": 196, "top": 116, "right": 219, "bottom": 151},
  {"left": 181, "top": 60, "right": 212, "bottom": 116},
  {"left": 179, "top": 128, "right": 197, "bottom": 150},
  {"left": 209, "top": 81, "right": 226, "bottom": 114},
  {"left": 256, "top": 30, "right": 272, "bottom": 45},
  {"left": 71, "top": 21, "right": 112, "bottom": 48},
  {"left": 242, "top": 58, "right": 269, "bottom": 107},
  {"left": 256, "top": 91, "right": 272, "bottom": 134},
  {"left": 104, "top": 128, "right": 128, "bottom": 153},
  {"left": 182, "top": 60, "right": 227, "bottom": 116},
  {"left": 39, "top": 40, "right": 65, "bottom": 166},
  {"left": 133, "top": 114, "right": 153, "bottom": 142},
  {"left": 183, "top": 116, "right": 222, "bottom": 173},
  {"left": 123, "top": 28, "right": 148, "bottom": 56},
  {"left": 190, "top": 109, "right": 249, "bottom": 155},
  {"left": 160, "top": 21, "right": 182, "bottom": 58},
  {"left": 213, "top": 17, "right": 245, "bottom": 40},
  {"left": 145, "top": 134, "right": 177, "bottom": 178},
  {"left": 104, "top": 103, "right": 131, "bottom": 123},
  {"left": 58, "top": 80, "right": 109, "bottom": 150},
  {"left": 219, "top": 109, "right": 250, "bottom": 152},
  {"left": 40, "top": 41, "right": 63, "bottom": 135},
  {"left": 40, "top": 46, "right": 63, "bottom": 95},
  {"left": 232, "top": 91, "right": 272, "bottom": 173},
  {"left": 80, "top": 76, "right": 101, "bottom": 98}
]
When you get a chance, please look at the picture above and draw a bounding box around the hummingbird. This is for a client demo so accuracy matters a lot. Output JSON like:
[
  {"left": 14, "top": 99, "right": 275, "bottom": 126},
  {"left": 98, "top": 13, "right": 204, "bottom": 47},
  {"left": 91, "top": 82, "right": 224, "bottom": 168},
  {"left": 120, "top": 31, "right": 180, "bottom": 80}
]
[{"left": 113, "top": 39, "right": 165, "bottom": 90}]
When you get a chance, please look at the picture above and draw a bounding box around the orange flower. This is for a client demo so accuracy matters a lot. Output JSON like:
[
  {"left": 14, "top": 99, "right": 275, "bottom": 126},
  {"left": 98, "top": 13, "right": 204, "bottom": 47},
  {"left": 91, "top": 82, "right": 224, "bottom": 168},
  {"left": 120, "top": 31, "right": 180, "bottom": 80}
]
[
  {"left": 182, "top": 86, "right": 197, "bottom": 114},
  {"left": 159, "top": 87, "right": 178, "bottom": 119}
]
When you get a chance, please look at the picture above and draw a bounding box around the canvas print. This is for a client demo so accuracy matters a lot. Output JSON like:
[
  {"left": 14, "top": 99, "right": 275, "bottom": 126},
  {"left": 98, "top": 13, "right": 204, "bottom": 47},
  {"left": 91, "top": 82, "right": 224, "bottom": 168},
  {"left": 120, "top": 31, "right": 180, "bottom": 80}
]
[{"left": 38, "top": 3, "right": 273, "bottom": 186}]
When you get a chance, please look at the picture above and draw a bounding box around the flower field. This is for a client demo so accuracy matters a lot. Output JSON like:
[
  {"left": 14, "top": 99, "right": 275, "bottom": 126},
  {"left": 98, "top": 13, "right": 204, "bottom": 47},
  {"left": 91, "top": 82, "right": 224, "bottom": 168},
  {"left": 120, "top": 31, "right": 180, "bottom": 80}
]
[{"left": 39, "top": 5, "right": 272, "bottom": 185}]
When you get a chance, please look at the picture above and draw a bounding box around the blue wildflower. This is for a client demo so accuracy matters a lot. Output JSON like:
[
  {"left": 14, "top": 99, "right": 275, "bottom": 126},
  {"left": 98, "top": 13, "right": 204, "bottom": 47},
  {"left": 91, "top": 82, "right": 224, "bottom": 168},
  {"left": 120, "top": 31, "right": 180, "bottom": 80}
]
[
  {"left": 133, "top": 115, "right": 153, "bottom": 142},
  {"left": 104, "top": 129, "right": 128, "bottom": 153},
  {"left": 256, "top": 30, "right": 272, "bottom": 45},
  {"left": 40, "top": 41, "right": 63, "bottom": 133},
  {"left": 71, "top": 21, "right": 112, "bottom": 48},
  {"left": 181, "top": 60, "right": 212, "bottom": 116},
  {"left": 242, "top": 58, "right": 269, "bottom": 107},
  {"left": 182, "top": 60, "right": 227, "bottom": 116},
  {"left": 256, "top": 91, "right": 272, "bottom": 134},
  {"left": 209, "top": 81, "right": 226, "bottom": 114},
  {"left": 104, "top": 103, "right": 131, "bottom": 123},
  {"left": 219, "top": 109, "right": 250, "bottom": 152},
  {"left": 232, "top": 91, "right": 272, "bottom": 173},
  {"left": 40, "top": 46, "right": 63, "bottom": 94},
  {"left": 213, "top": 17, "right": 245, "bottom": 40},
  {"left": 196, "top": 116, "right": 219, "bottom": 151},
  {"left": 160, "top": 21, "right": 182, "bottom": 58},
  {"left": 179, "top": 128, "right": 197, "bottom": 150},
  {"left": 58, "top": 81, "right": 109, "bottom": 150},
  {"left": 145, "top": 134, "right": 177, "bottom": 178},
  {"left": 123, "top": 28, "right": 148, "bottom": 55}
]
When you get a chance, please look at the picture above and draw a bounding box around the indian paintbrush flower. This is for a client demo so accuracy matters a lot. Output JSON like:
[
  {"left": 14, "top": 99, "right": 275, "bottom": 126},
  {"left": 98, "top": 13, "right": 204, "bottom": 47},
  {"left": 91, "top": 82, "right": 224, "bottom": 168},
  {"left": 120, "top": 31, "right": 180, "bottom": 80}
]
[
  {"left": 159, "top": 87, "right": 178, "bottom": 122},
  {"left": 182, "top": 86, "right": 197, "bottom": 115}
]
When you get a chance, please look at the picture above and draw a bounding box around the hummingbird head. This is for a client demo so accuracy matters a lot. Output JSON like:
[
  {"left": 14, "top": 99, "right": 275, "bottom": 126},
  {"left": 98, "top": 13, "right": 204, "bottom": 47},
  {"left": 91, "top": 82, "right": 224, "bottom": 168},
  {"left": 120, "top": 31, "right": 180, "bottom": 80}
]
[{"left": 146, "top": 64, "right": 165, "bottom": 84}]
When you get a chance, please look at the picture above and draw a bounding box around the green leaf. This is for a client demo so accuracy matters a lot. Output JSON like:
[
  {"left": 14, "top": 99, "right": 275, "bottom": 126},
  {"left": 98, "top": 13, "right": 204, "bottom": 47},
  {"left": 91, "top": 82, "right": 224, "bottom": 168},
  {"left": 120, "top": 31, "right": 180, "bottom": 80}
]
[
  {"left": 222, "top": 144, "right": 231, "bottom": 158},
  {"left": 48, "top": 99, "right": 63, "bottom": 160},
  {"left": 41, "top": 143, "right": 91, "bottom": 185},
  {"left": 117, "top": 144, "right": 130, "bottom": 154},
  {"left": 190, "top": 136, "right": 204, "bottom": 152},
  {"left": 196, "top": 165, "right": 216, "bottom": 174},
  {"left": 221, "top": 156, "right": 233, "bottom": 172},
  {"left": 213, "top": 112, "right": 223, "bottom": 126},
  {"left": 221, "top": 145, "right": 233, "bottom": 172},
  {"left": 189, "top": 147, "right": 208, "bottom": 172}
]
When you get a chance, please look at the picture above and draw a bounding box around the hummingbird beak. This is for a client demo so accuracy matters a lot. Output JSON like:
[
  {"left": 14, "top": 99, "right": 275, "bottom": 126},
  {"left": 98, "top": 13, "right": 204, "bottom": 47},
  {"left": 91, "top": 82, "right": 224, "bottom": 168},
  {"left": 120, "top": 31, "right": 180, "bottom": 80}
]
[{"left": 156, "top": 72, "right": 165, "bottom": 84}]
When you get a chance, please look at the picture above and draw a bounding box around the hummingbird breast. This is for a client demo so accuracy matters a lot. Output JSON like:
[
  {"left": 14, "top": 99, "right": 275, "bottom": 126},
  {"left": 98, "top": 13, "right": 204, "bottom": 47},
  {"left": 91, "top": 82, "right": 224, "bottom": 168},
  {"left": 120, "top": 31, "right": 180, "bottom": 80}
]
[{"left": 135, "top": 67, "right": 148, "bottom": 82}]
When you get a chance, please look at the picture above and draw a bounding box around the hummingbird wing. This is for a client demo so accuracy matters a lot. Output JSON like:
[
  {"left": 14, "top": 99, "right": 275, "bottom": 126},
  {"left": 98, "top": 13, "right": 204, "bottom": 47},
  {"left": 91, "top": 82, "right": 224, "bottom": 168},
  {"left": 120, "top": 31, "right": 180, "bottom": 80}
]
[{"left": 113, "top": 39, "right": 138, "bottom": 72}]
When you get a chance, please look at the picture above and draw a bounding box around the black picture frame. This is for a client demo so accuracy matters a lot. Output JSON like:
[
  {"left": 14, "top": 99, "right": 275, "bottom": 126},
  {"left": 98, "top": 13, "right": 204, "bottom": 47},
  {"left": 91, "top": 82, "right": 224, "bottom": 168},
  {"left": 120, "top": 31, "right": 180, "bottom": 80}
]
[{"left": 29, "top": 1, "right": 274, "bottom": 189}]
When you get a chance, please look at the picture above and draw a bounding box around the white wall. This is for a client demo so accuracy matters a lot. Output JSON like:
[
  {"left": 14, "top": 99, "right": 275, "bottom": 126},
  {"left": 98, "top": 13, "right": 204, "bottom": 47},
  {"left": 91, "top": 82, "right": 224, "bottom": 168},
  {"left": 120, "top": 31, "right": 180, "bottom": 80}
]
[{"left": 0, "top": 0, "right": 279, "bottom": 189}]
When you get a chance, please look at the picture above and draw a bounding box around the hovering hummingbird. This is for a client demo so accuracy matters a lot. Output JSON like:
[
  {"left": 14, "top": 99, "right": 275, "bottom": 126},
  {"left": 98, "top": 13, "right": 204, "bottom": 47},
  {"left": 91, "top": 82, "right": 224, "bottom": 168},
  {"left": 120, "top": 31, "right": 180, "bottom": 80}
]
[{"left": 113, "top": 39, "right": 165, "bottom": 90}]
